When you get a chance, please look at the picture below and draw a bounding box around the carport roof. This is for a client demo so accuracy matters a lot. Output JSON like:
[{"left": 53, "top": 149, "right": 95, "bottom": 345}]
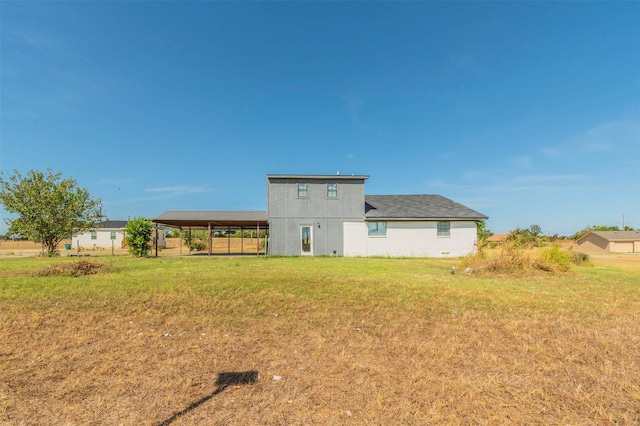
[{"left": 153, "top": 211, "right": 268, "bottom": 228}]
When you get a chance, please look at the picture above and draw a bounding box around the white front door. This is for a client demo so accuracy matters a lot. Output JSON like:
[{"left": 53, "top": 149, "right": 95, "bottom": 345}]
[{"left": 301, "top": 225, "right": 313, "bottom": 256}]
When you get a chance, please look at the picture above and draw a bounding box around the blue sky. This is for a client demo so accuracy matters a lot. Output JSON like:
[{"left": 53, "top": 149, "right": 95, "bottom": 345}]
[{"left": 1, "top": 1, "right": 639, "bottom": 235}]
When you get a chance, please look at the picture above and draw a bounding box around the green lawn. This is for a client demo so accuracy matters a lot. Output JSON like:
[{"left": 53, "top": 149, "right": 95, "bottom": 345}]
[{"left": 1, "top": 256, "right": 639, "bottom": 424}]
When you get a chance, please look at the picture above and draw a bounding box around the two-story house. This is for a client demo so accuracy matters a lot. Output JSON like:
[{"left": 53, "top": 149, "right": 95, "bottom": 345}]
[
  {"left": 266, "top": 174, "right": 488, "bottom": 257},
  {"left": 154, "top": 173, "right": 487, "bottom": 257},
  {"left": 267, "top": 174, "right": 369, "bottom": 256}
]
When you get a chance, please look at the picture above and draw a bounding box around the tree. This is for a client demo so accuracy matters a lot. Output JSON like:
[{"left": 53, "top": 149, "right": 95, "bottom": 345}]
[
  {"left": 0, "top": 169, "right": 102, "bottom": 256},
  {"left": 506, "top": 225, "right": 543, "bottom": 248},
  {"left": 476, "top": 220, "right": 493, "bottom": 243},
  {"left": 528, "top": 224, "right": 542, "bottom": 237},
  {"left": 124, "top": 217, "right": 154, "bottom": 257}
]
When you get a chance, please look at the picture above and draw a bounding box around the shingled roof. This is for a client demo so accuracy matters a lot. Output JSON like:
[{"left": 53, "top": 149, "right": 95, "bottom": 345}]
[
  {"left": 364, "top": 195, "right": 487, "bottom": 220},
  {"left": 577, "top": 230, "right": 640, "bottom": 243},
  {"left": 95, "top": 220, "right": 128, "bottom": 229}
]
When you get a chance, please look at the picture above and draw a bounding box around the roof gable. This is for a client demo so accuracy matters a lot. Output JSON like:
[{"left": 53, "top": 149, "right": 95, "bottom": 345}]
[
  {"left": 578, "top": 230, "right": 640, "bottom": 243},
  {"left": 364, "top": 194, "right": 487, "bottom": 220}
]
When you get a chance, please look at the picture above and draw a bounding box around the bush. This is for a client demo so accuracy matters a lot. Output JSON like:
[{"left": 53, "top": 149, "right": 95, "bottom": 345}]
[
  {"left": 183, "top": 230, "right": 208, "bottom": 251},
  {"left": 571, "top": 252, "right": 590, "bottom": 266},
  {"left": 460, "top": 241, "right": 576, "bottom": 274},
  {"left": 125, "top": 217, "right": 153, "bottom": 257},
  {"left": 536, "top": 243, "right": 572, "bottom": 272}
]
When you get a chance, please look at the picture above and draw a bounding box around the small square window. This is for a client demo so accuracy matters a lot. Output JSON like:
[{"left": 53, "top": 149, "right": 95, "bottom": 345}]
[
  {"left": 110, "top": 231, "right": 116, "bottom": 240},
  {"left": 367, "top": 221, "right": 387, "bottom": 236},
  {"left": 90, "top": 231, "right": 97, "bottom": 240},
  {"left": 298, "top": 183, "right": 308, "bottom": 198},
  {"left": 437, "top": 221, "right": 450, "bottom": 237},
  {"left": 327, "top": 183, "right": 337, "bottom": 198}
]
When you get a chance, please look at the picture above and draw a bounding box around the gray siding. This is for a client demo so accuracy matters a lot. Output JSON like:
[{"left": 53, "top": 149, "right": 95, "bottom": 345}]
[{"left": 267, "top": 177, "right": 366, "bottom": 256}]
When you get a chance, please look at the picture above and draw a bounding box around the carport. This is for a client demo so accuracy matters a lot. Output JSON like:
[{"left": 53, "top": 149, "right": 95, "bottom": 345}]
[{"left": 152, "top": 211, "right": 269, "bottom": 256}]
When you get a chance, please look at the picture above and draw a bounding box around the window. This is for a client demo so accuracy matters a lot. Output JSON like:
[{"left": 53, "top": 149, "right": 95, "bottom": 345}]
[
  {"left": 437, "top": 221, "right": 450, "bottom": 237},
  {"left": 327, "top": 183, "right": 337, "bottom": 198},
  {"left": 110, "top": 231, "right": 116, "bottom": 240},
  {"left": 367, "top": 221, "right": 387, "bottom": 236},
  {"left": 298, "top": 182, "right": 308, "bottom": 198},
  {"left": 91, "top": 231, "right": 97, "bottom": 240}
]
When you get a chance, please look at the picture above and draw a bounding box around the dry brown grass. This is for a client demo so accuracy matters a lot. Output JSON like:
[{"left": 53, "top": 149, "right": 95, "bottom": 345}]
[
  {"left": 3, "top": 307, "right": 637, "bottom": 424},
  {"left": 1, "top": 256, "right": 639, "bottom": 425},
  {"left": 33, "top": 260, "right": 105, "bottom": 277}
]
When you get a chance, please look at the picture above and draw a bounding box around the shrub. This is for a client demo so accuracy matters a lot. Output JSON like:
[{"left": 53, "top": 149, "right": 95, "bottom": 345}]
[
  {"left": 571, "top": 252, "right": 590, "bottom": 266},
  {"left": 183, "top": 230, "right": 208, "bottom": 251},
  {"left": 536, "top": 243, "right": 572, "bottom": 272},
  {"left": 460, "top": 241, "right": 575, "bottom": 275},
  {"left": 125, "top": 217, "right": 153, "bottom": 257}
]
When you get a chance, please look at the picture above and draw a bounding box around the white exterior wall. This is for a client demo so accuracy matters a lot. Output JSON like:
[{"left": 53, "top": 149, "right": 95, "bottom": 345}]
[
  {"left": 343, "top": 221, "right": 478, "bottom": 257},
  {"left": 343, "top": 222, "right": 368, "bottom": 257},
  {"left": 73, "top": 228, "right": 167, "bottom": 250},
  {"left": 74, "top": 229, "right": 125, "bottom": 249}
]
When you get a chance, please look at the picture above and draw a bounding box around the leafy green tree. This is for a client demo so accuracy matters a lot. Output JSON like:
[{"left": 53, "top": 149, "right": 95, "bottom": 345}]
[
  {"left": 0, "top": 169, "right": 102, "bottom": 256},
  {"left": 506, "top": 225, "right": 544, "bottom": 248},
  {"left": 124, "top": 217, "right": 154, "bottom": 257},
  {"left": 476, "top": 220, "right": 493, "bottom": 243},
  {"left": 528, "top": 224, "right": 542, "bottom": 237}
]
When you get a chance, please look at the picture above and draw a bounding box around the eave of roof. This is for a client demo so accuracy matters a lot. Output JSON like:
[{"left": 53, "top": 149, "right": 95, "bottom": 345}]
[
  {"left": 267, "top": 174, "right": 369, "bottom": 180},
  {"left": 153, "top": 211, "right": 268, "bottom": 228}
]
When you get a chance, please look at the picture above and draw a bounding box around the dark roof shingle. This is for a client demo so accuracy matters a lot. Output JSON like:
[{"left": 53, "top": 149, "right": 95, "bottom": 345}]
[
  {"left": 96, "top": 220, "right": 128, "bottom": 229},
  {"left": 365, "top": 195, "right": 487, "bottom": 220}
]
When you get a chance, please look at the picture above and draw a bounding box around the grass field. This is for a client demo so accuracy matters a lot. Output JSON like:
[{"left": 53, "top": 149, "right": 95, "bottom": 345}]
[{"left": 1, "top": 255, "right": 639, "bottom": 425}]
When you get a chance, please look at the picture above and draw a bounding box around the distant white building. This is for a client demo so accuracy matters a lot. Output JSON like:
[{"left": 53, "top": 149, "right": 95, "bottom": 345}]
[
  {"left": 73, "top": 220, "right": 128, "bottom": 250},
  {"left": 72, "top": 220, "right": 167, "bottom": 250}
]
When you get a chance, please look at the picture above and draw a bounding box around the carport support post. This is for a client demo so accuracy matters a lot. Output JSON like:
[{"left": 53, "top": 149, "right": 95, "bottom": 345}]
[
  {"left": 155, "top": 223, "right": 159, "bottom": 257},
  {"left": 257, "top": 224, "right": 260, "bottom": 256},
  {"left": 208, "top": 223, "right": 212, "bottom": 257},
  {"left": 179, "top": 227, "right": 183, "bottom": 255}
]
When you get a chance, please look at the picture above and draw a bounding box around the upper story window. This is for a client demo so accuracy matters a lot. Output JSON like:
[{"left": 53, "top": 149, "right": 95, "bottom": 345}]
[
  {"left": 297, "top": 182, "right": 309, "bottom": 198},
  {"left": 437, "top": 221, "right": 450, "bottom": 237},
  {"left": 91, "top": 231, "right": 97, "bottom": 240},
  {"left": 110, "top": 231, "right": 117, "bottom": 240},
  {"left": 367, "top": 221, "right": 387, "bottom": 237},
  {"left": 327, "top": 183, "right": 338, "bottom": 198}
]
